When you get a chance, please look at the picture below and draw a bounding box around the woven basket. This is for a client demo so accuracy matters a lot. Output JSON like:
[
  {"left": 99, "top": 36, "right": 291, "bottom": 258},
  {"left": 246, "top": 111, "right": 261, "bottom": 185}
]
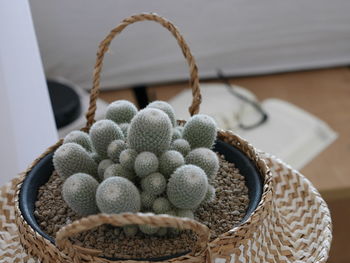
[{"left": 12, "top": 13, "right": 332, "bottom": 263}]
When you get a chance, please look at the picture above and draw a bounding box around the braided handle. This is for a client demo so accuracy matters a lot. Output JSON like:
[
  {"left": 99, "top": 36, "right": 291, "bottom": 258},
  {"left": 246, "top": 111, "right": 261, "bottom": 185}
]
[
  {"left": 85, "top": 13, "right": 202, "bottom": 130},
  {"left": 56, "top": 213, "right": 210, "bottom": 258}
]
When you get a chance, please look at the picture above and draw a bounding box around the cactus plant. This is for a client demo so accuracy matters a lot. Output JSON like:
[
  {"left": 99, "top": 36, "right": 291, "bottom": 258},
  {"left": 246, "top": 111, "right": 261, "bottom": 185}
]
[
  {"left": 53, "top": 143, "right": 98, "bottom": 179},
  {"left": 140, "top": 191, "right": 157, "bottom": 209},
  {"left": 182, "top": 114, "right": 217, "bottom": 149},
  {"left": 203, "top": 184, "right": 216, "bottom": 203},
  {"left": 107, "top": 140, "right": 128, "bottom": 163},
  {"left": 123, "top": 225, "right": 138, "bottom": 237},
  {"left": 141, "top": 172, "right": 166, "bottom": 195},
  {"left": 147, "top": 100, "right": 176, "bottom": 127},
  {"left": 119, "top": 149, "right": 137, "bottom": 171},
  {"left": 62, "top": 173, "right": 99, "bottom": 216},
  {"left": 89, "top": 120, "right": 124, "bottom": 158},
  {"left": 63, "top": 131, "right": 93, "bottom": 152},
  {"left": 139, "top": 224, "right": 159, "bottom": 235},
  {"left": 106, "top": 100, "right": 138, "bottom": 124},
  {"left": 167, "top": 165, "right": 208, "bottom": 209},
  {"left": 127, "top": 108, "right": 172, "bottom": 155},
  {"left": 176, "top": 209, "right": 194, "bottom": 219},
  {"left": 185, "top": 148, "right": 219, "bottom": 180},
  {"left": 134, "top": 152, "right": 159, "bottom": 178},
  {"left": 96, "top": 177, "right": 141, "bottom": 214},
  {"left": 98, "top": 159, "right": 114, "bottom": 180},
  {"left": 91, "top": 152, "right": 103, "bottom": 164},
  {"left": 152, "top": 197, "right": 172, "bottom": 214},
  {"left": 159, "top": 150, "right": 184, "bottom": 177},
  {"left": 103, "top": 163, "right": 135, "bottom": 182},
  {"left": 119, "top": 123, "right": 130, "bottom": 138},
  {"left": 172, "top": 128, "right": 182, "bottom": 141},
  {"left": 171, "top": 139, "right": 191, "bottom": 157}
]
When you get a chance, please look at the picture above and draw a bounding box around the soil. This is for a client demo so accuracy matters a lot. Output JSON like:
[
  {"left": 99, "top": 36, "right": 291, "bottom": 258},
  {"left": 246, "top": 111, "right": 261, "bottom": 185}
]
[{"left": 34, "top": 154, "right": 249, "bottom": 259}]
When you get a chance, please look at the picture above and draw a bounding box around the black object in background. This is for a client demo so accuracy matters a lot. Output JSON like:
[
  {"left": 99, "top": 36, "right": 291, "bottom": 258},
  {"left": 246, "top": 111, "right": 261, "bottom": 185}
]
[
  {"left": 47, "top": 80, "right": 81, "bottom": 129},
  {"left": 132, "top": 85, "right": 149, "bottom": 109}
]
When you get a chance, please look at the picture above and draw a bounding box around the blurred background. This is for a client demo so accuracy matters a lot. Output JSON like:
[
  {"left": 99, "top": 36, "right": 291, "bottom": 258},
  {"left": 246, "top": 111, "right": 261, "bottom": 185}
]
[{"left": 1, "top": 1, "right": 349, "bottom": 262}]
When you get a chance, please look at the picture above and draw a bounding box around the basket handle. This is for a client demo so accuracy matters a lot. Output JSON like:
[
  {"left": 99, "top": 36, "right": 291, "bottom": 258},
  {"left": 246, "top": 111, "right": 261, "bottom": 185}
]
[
  {"left": 56, "top": 213, "right": 210, "bottom": 258},
  {"left": 85, "top": 13, "right": 202, "bottom": 130}
]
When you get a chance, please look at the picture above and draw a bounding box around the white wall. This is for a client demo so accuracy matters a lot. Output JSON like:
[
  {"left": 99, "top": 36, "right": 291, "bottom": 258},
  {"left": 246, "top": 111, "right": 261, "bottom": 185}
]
[{"left": 0, "top": 1, "right": 58, "bottom": 185}]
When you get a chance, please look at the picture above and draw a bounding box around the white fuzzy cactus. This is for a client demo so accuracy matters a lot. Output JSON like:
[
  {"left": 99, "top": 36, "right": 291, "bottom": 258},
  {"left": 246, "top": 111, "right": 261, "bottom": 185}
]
[
  {"left": 171, "top": 139, "right": 191, "bottom": 157},
  {"left": 63, "top": 131, "right": 93, "bottom": 152},
  {"left": 139, "top": 224, "right": 159, "bottom": 235},
  {"left": 127, "top": 108, "right": 172, "bottom": 155},
  {"left": 152, "top": 197, "right": 172, "bottom": 214},
  {"left": 167, "top": 165, "right": 208, "bottom": 209},
  {"left": 182, "top": 114, "right": 217, "bottom": 149},
  {"left": 141, "top": 172, "right": 166, "bottom": 195},
  {"left": 62, "top": 173, "right": 99, "bottom": 216},
  {"left": 203, "top": 184, "right": 216, "bottom": 203},
  {"left": 119, "top": 149, "right": 137, "bottom": 171},
  {"left": 134, "top": 152, "right": 159, "bottom": 178},
  {"left": 103, "top": 163, "right": 135, "bottom": 182},
  {"left": 96, "top": 177, "right": 141, "bottom": 214},
  {"left": 53, "top": 143, "right": 98, "bottom": 179},
  {"left": 107, "top": 140, "right": 128, "bottom": 163},
  {"left": 89, "top": 120, "right": 124, "bottom": 158},
  {"left": 185, "top": 148, "right": 219, "bottom": 180},
  {"left": 106, "top": 100, "right": 138, "bottom": 124},
  {"left": 98, "top": 159, "right": 114, "bottom": 180},
  {"left": 147, "top": 100, "right": 176, "bottom": 127},
  {"left": 140, "top": 192, "right": 157, "bottom": 209},
  {"left": 176, "top": 209, "right": 194, "bottom": 219},
  {"left": 159, "top": 150, "right": 184, "bottom": 178},
  {"left": 119, "top": 123, "right": 130, "bottom": 138}
]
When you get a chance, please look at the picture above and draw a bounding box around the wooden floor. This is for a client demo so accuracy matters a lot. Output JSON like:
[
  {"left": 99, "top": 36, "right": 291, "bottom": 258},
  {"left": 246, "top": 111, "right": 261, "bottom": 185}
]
[{"left": 100, "top": 67, "right": 350, "bottom": 263}]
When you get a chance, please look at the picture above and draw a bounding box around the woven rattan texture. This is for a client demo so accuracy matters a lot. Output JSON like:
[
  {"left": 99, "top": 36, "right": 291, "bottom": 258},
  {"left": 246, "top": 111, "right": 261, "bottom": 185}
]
[{"left": 2, "top": 149, "right": 331, "bottom": 262}]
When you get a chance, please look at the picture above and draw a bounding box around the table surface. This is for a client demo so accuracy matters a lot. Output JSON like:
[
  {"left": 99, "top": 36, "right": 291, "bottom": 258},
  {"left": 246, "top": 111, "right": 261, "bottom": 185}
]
[{"left": 100, "top": 67, "right": 350, "bottom": 200}]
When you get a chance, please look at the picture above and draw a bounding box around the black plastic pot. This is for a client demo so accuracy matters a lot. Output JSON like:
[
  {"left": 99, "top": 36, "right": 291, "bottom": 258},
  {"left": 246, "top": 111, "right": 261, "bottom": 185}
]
[{"left": 19, "top": 139, "right": 262, "bottom": 261}]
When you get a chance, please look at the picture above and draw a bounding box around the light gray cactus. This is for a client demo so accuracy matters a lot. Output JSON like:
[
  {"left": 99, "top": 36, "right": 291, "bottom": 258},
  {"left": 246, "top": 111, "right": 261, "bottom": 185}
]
[
  {"left": 176, "top": 209, "right": 194, "bottom": 219},
  {"left": 119, "top": 149, "right": 137, "bottom": 171},
  {"left": 53, "top": 143, "right": 98, "bottom": 179},
  {"left": 106, "top": 100, "right": 138, "bottom": 124},
  {"left": 152, "top": 197, "right": 172, "bottom": 214},
  {"left": 185, "top": 148, "right": 219, "bottom": 179},
  {"left": 119, "top": 123, "right": 130, "bottom": 138},
  {"left": 167, "top": 165, "right": 208, "bottom": 209},
  {"left": 103, "top": 163, "right": 135, "bottom": 182},
  {"left": 171, "top": 139, "right": 191, "bottom": 157},
  {"left": 98, "top": 159, "right": 114, "bottom": 180},
  {"left": 62, "top": 173, "right": 99, "bottom": 216},
  {"left": 63, "top": 131, "right": 93, "bottom": 152},
  {"left": 172, "top": 128, "right": 182, "bottom": 141},
  {"left": 134, "top": 152, "right": 159, "bottom": 178},
  {"left": 127, "top": 108, "right": 172, "bottom": 155},
  {"left": 140, "top": 191, "right": 157, "bottom": 209},
  {"left": 159, "top": 150, "right": 184, "bottom": 178},
  {"left": 203, "top": 184, "right": 216, "bottom": 203},
  {"left": 107, "top": 140, "right": 128, "bottom": 163},
  {"left": 123, "top": 225, "right": 138, "bottom": 237},
  {"left": 182, "top": 114, "right": 217, "bottom": 149},
  {"left": 139, "top": 224, "right": 159, "bottom": 235},
  {"left": 141, "top": 172, "right": 166, "bottom": 195},
  {"left": 147, "top": 100, "right": 176, "bottom": 127},
  {"left": 89, "top": 120, "right": 124, "bottom": 158},
  {"left": 96, "top": 177, "right": 141, "bottom": 214}
]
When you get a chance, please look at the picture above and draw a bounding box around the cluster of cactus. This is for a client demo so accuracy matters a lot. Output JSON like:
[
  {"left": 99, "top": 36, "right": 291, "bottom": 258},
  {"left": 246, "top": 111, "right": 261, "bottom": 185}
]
[{"left": 53, "top": 99, "right": 219, "bottom": 237}]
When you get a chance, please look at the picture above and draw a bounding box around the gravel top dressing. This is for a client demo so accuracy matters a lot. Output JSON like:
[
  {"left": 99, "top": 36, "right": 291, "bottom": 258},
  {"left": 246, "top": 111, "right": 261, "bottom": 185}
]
[{"left": 35, "top": 154, "right": 249, "bottom": 259}]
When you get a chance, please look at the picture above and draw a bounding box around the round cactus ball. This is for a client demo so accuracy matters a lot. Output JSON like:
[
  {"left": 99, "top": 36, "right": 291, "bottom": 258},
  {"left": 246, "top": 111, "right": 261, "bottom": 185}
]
[
  {"left": 152, "top": 197, "right": 172, "bottom": 214},
  {"left": 96, "top": 177, "right": 141, "bottom": 214},
  {"left": 119, "top": 149, "right": 137, "bottom": 171},
  {"left": 141, "top": 172, "right": 166, "bottom": 195},
  {"left": 62, "top": 173, "right": 99, "bottom": 216},
  {"left": 119, "top": 123, "right": 130, "bottom": 138},
  {"left": 185, "top": 148, "right": 219, "bottom": 180},
  {"left": 176, "top": 209, "right": 194, "bottom": 219},
  {"left": 123, "top": 225, "right": 138, "bottom": 237},
  {"left": 106, "top": 100, "right": 138, "bottom": 124},
  {"left": 203, "top": 184, "right": 216, "bottom": 203},
  {"left": 107, "top": 140, "right": 128, "bottom": 163},
  {"left": 182, "top": 114, "right": 217, "bottom": 149},
  {"left": 134, "top": 152, "right": 159, "bottom": 178},
  {"left": 98, "top": 159, "right": 114, "bottom": 180},
  {"left": 63, "top": 131, "right": 92, "bottom": 152},
  {"left": 147, "top": 100, "right": 176, "bottom": 127},
  {"left": 103, "top": 163, "right": 135, "bottom": 182},
  {"left": 140, "top": 191, "right": 157, "bottom": 209},
  {"left": 127, "top": 108, "right": 172, "bottom": 155},
  {"left": 167, "top": 165, "right": 208, "bottom": 209},
  {"left": 139, "top": 224, "right": 159, "bottom": 235},
  {"left": 159, "top": 150, "right": 185, "bottom": 178},
  {"left": 171, "top": 139, "right": 191, "bottom": 157}
]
